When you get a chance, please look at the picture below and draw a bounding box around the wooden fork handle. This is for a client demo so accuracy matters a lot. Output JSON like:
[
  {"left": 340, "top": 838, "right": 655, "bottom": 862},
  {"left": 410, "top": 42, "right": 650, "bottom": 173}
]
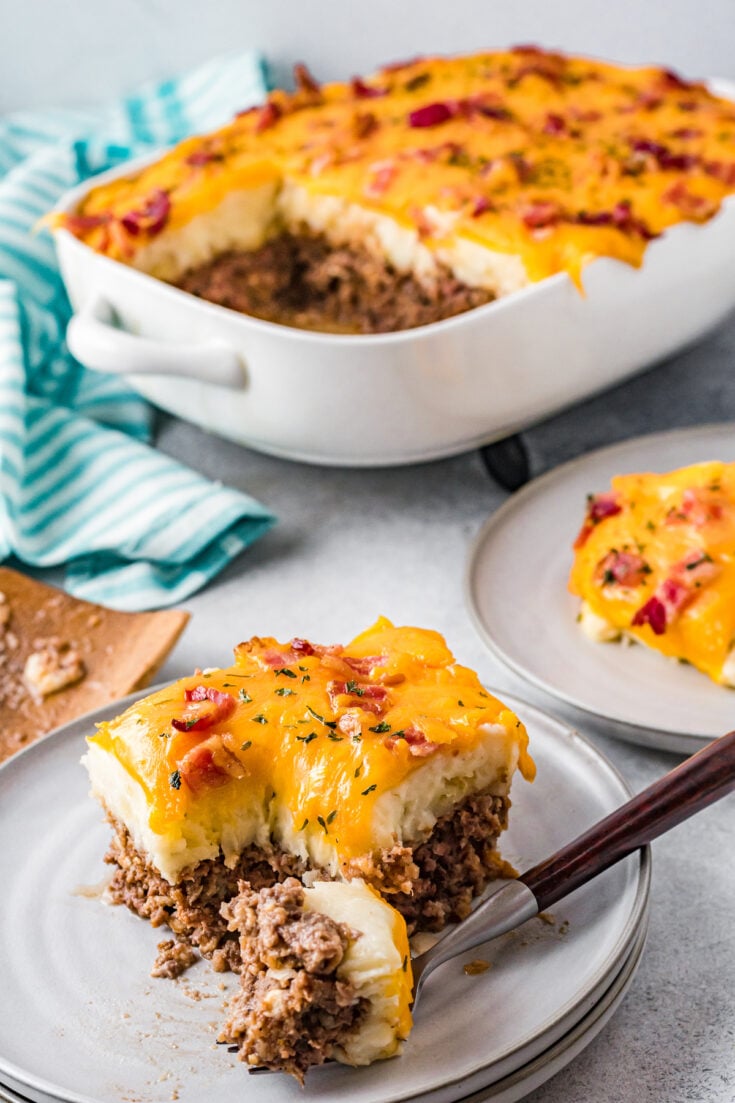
[{"left": 520, "top": 729, "right": 735, "bottom": 913}]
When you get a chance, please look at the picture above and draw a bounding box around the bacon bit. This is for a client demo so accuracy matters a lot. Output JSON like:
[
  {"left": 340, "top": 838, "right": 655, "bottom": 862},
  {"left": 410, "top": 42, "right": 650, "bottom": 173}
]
[
  {"left": 293, "top": 62, "right": 321, "bottom": 96},
  {"left": 255, "top": 100, "right": 282, "bottom": 134},
  {"left": 172, "top": 686, "right": 236, "bottom": 732},
  {"left": 574, "top": 494, "right": 623, "bottom": 549},
  {"left": 629, "top": 138, "right": 697, "bottom": 172},
  {"left": 409, "top": 101, "right": 454, "bottom": 128},
  {"left": 660, "top": 68, "right": 696, "bottom": 91},
  {"left": 120, "top": 189, "right": 171, "bottom": 237},
  {"left": 632, "top": 550, "right": 720, "bottom": 635},
  {"left": 631, "top": 596, "right": 668, "bottom": 635},
  {"left": 364, "top": 160, "right": 398, "bottom": 198},
  {"left": 477, "top": 103, "right": 512, "bottom": 121},
  {"left": 386, "top": 725, "right": 439, "bottom": 756},
  {"left": 543, "top": 112, "right": 566, "bottom": 135},
  {"left": 578, "top": 201, "right": 657, "bottom": 240},
  {"left": 663, "top": 181, "right": 718, "bottom": 221},
  {"left": 178, "top": 734, "right": 246, "bottom": 793},
  {"left": 521, "top": 200, "right": 561, "bottom": 230},
  {"left": 290, "top": 638, "right": 316, "bottom": 657},
  {"left": 350, "top": 76, "right": 386, "bottom": 99},
  {"left": 342, "top": 654, "right": 383, "bottom": 676},
  {"left": 64, "top": 212, "right": 109, "bottom": 235},
  {"left": 410, "top": 206, "right": 435, "bottom": 240},
  {"left": 666, "top": 487, "right": 725, "bottom": 526},
  {"left": 353, "top": 111, "right": 379, "bottom": 140},
  {"left": 596, "top": 550, "right": 650, "bottom": 588},
  {"left": 336, "top": 711, "right": 362, "bottom": 739},
  {"left": 704, "top": 160, "right": 735, "bottom": 186},
  {"left": 186, "top": 148, "right": 221, "bottom": 167},
  {"left": 509, "top": 153, "right": 533, "bottom": 183},
  {"left": 328, "top": 680, "right": 388, "bottom": 714},
  {"left": 671, "top": 127, "right": 703, "bottom": 140},
  {"left": 472, "top": 195, "right": 492, "bottom": 218}
]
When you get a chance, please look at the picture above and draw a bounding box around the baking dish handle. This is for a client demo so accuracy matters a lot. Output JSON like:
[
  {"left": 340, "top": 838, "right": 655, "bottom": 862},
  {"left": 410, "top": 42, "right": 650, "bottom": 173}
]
[{"left": 67, "top": 297, "right": 246, "bottom": 389}]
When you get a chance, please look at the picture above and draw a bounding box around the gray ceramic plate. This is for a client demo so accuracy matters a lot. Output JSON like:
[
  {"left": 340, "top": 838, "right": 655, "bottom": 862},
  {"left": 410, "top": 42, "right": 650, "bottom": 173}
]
[
  {"left": 0, "top": 691, "right": 649, "bottom": 1103},
  {"left": 466, "top": 423, "right": 735, "bottom": 755}
]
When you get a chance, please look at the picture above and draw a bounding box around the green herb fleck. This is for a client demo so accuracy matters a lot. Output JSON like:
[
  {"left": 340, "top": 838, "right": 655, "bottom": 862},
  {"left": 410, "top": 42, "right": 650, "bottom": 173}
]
[
  {"left": 240, "top": 740, "right": 252, "bottom": 752},
  {"left": 251, "top": 714, "right": 268, "bottom": 724},
  {"left": 274, "top": 667, "right": 297, "bottom": 679},
  {"left": 298, "top": 665, "right": 308, "bottom": 672},
  {"left": 239, "top": 689, "right": 252, "bottom": 703},
  {"left": 402, "top": 955, "right": 408, "bottom": 972},
  {"left": 345, "top": 680, "right": 364, "bottom": 696},
  {"left": 275, "top": 687, "right": 296, "bottom": 697},
  {"left": 296, "top": 731, "right": 318, "bottom": 744},
  {"left": 158, "top": 731, "right": 171, "bottom": 739},
  {"left": 299, "top": 818, "right": 309, "bottom": 831},
  {"left": 317, "top": 815, "right": 329, "bottom": 834},
  {"left": 222, "top": 683, "right": 236, "bottom": 687},
  {"left": 169, "top": 770, "right": 182, "bottom": 790},
  {"left": 354, "top": 765, "right": 362, "bottom": 778},
  {"left": 479, "top": 691, "right": 488, "bottom": 698},
  {"left": 368, "top": 721, "right": 391, "bottom": 734},
  {"left": 326, "top": 810, "right": 337, "bottom": 825},
  {"left": 458, "top": 699, "right": 465, "bottom": 707},
  {"left": 307, "top": 705, "right": 337, "bottom": 729},
  {"left": 327, "top": 732, "right": 344, "bottom": 742},
  {"left": 361, "top": 784, "right": 377, "bottom": 796},
  {"left": 301, "top": 674, "right": 311, "bottom": 683}
]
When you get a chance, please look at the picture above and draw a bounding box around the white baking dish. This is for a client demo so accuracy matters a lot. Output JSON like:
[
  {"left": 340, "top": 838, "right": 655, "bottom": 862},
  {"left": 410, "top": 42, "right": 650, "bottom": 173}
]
[{"left": 55, "top": 81, "right": 735, "bottom": 467}]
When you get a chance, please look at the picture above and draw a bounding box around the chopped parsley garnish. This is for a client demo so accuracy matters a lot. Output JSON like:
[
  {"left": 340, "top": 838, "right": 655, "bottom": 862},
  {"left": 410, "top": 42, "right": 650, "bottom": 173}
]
[
  {"left": 402, "top": 955, "right": 408, "bottom": 972},
  {"left": 345, "top": 680, "right": 364, "bottom": 696},
  {"left": 361, "top": 784, "right": 377, "bottom": 796},
  {"left": 183, "top": 718, "right": 198, "bottom": 731},
  {"left": 299, "top": 818, "right": 309, "bottom": 831},
  {"left": 307, "top": 705, "right": 337, "bottom": 729},
  {"left": 251, "top": 714, "right": 268, "bottom": 724},
  {"left": 240, "top": 740, "right": 252, "bottom": 752},
  {"left": 391, "top": 730, "right": 406, "bottom": 740},
  {"left": 317, "top": 815, "right": 329, "bottom": 834},
  {"left": 458, "top": 699, "right": 465, "bottom": 707},
  {"left": 158, "top": 731, "right": 171, "bottom": 739},
  {"left": 296, "top": 731, "right": 318, "bottom": 744},
  {"left": 326, "top": 810, "right": 337, "bottom": 825},
  {"left": 479, "top": 691, "right": 488, "bottom": 698},
  {"left": 222, "top": 682, "right": 235, "bottom": 687},
  {"left": 169, "top": 770, "right": 182, "bottom": 790},
  {"left": 368, "top": 721, "right": 391, "bottom": 733},
  {"left": 274, "top": 667, "right": 297, "bottom": 678},
  {"left": 645, "top": 520, "right": 656, "bottom": 532},
  {"left": 298, "top": 665, "right": 308, "bottom": 672},
  {"left": 301, "top": 674, "right": 311, "bottom": 682},
  {"left": 686, "top": 553, "right": 713, "bottom": 569},
  {"left": 239, "top": 689, "right": 252, "bottom": 703},
  {"left": 327, "top": 732, "right": 344, "bottom": 742},
  {"left": 275, "top": 687, "right": 296, "bottom": 697},
  {"left": 354, "top": 765, "right": 362, "bottom": 778}
]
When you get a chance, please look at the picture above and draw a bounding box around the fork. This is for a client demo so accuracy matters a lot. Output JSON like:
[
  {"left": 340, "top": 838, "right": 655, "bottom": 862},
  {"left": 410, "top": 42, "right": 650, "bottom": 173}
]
[
  {"left": 411, "top": 727, "right": 735, "bottom": 1004},
  {"left": 249, "top": 728, "right": 735, "bottom": 1071}
]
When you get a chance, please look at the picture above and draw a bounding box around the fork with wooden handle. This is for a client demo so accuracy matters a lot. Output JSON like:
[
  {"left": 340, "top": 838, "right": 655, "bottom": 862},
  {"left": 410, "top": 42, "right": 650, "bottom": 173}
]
[{"left": 412, "top": 728, "right": 735, "bottom": 1006}]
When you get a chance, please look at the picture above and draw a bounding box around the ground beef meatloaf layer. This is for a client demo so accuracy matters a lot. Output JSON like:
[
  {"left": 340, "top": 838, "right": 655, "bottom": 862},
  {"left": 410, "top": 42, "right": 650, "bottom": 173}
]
[
  {"left": 219, "top": 878, "right": 412, "bottom": 1079},
  {"left": 60, "top": 49, "right": 735, "bottom": 329},
  {"left": 104, "top": 788, "right": 511, "bottom": 972},
  {"left": 86, "top": 619, "right": 533, "bottom": 974},
  {"left": 176, "top": 231, "right": 494, "bottom": 333}
]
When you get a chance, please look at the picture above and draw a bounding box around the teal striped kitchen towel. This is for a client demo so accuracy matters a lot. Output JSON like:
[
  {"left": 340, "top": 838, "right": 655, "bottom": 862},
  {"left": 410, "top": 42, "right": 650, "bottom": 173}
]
[{"left": 0, "top": 52, "right": 275, "bottom": 611}]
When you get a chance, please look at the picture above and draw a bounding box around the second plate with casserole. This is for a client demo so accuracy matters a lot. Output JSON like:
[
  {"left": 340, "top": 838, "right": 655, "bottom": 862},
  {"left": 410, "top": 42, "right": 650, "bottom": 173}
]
[{"left": 466, "top": 423, "right": 735, "bottom": 754}]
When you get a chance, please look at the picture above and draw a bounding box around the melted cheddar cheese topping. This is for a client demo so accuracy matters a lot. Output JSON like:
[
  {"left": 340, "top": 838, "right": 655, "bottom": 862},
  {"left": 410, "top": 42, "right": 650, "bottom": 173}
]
[
  {"left": 569, "top": 462, "right": 735, "bottom": 685},
  {"left": 59, "top": 47, "right": 735, "bottom": 292},
  {"left": 87, "top": 618, "right": 533, "bottom": 875}
]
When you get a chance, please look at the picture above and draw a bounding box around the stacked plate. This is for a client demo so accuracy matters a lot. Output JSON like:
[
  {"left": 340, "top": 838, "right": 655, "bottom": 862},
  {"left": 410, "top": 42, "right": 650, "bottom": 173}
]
[{"left": 0, "top": 693, "right": 649, "bottom": 1103}]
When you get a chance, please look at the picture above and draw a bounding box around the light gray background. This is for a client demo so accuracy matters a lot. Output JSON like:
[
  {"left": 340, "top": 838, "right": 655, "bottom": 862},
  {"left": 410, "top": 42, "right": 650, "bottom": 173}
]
[
  {"left": 1, "top": 0, "right": 735, "bottom": 111},
  {"left": 1, "top": 4, "right": 734, "bottom": 1101}
]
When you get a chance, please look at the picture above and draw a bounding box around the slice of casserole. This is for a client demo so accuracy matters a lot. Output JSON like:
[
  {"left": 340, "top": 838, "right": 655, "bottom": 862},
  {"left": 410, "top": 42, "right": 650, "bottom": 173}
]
[
  {"left": 84, "top": 617, "right": 534, "bottom": 968},
  {"left": 220, "top": 878, "right": 413, "bottom": 1079},
  {"left": 569, "top": 461, "right": 735, "bottom": 686},
  {"left": 56, "top": 48, "right": 735, "bottom": 333}
]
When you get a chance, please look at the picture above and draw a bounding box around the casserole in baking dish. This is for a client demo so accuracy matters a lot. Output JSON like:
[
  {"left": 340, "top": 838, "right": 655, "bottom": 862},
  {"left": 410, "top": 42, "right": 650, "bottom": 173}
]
[{"left": 53, "top": 50, "right": 735, "bottom": 465}]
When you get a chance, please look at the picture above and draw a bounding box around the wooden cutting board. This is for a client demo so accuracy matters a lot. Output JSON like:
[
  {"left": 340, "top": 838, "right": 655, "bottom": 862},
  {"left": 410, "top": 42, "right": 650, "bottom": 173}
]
[{"left": 0, "top": 567, "right": 189, "bottom": 763}]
